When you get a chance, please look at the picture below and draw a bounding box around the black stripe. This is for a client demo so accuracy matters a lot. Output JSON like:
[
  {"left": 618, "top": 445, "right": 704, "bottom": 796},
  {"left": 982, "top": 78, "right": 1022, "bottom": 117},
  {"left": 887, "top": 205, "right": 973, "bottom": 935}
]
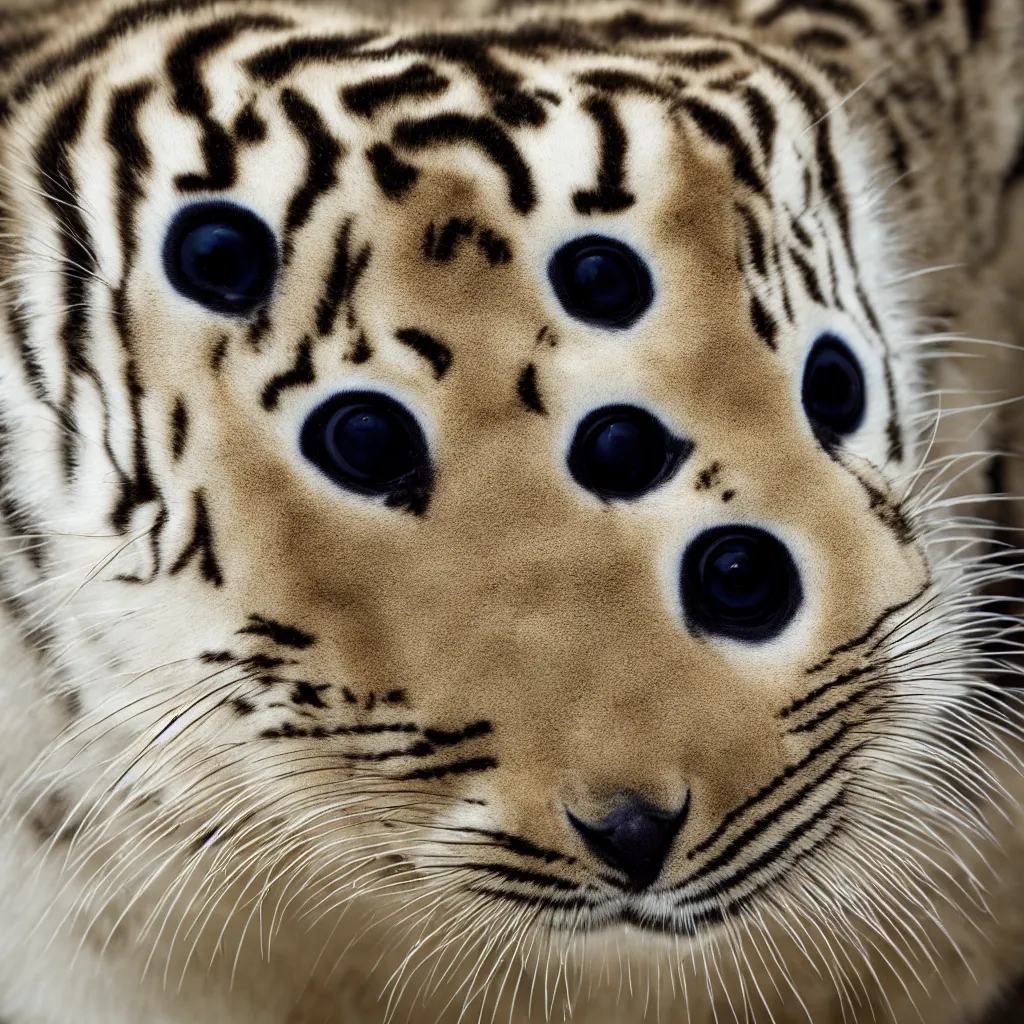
[
  {"left": 462, "top": 828, "right": 575, "bottom": 865},
  {"left": 36, "top": 83, "right": 95, "bottom": 481},
  {"left": 393, "top": 114, "right": 536, "bottom": 214},
  {"left": 106, "top": 83, "right": 164, "bottom": 540},
  {"left": 7, "top": 1, "right": 290, "bottom": 114},
  {"left": 595, "top": 11, "right": 698, "bottom": 42},
  {"left": 233, "top": 102, "right": 266, "bottom": 143},
  {"left": 1, "top": 297, "right": 47, "bottom": 401},
  {"left": 384, "top": 35, "right": 546, "bottom": 128},
  {"left": 316, "top": 219, "right": 371, "bottom": 336},
  {"left": 366, "top": 143, "right": 419, "bottom": 200},
  {"left": 247, "top": 27, "right": 590, "bottom": 126},
  {"left": 749, "top": 295, "right": 777, "bottom": 349},
  {"left": 170, "top": 488, "right": 224, "bottom": 586},
  {"left": 168, "top": 16, "right": 287, "bottom": 192},
  {"left": 576, "top": 68, "right": 675, "bottom": 100},
  {"left": 238, "top": 614, "right": 316, "bottom": 648},
  {"left": 0, "top": 30, "right": 48, "bottom": 74},
  {"left": 823, "top": 242, "right": 841, "bottom": 305},
  {"left": 883, "top": 356, "right": 904, "bottom": 462},
  {"left": 395, "top": 328, "right": 452, "bottom": 380},
  {"left": 243, "top": 311, "right": 271, "bottom": 353},
  {"left": 423, "top": 720, "right": 492, "bottom": 745},
  {"left": 987, "top": 452, "right": 1006, "bottom": 498},
  {"left": 517, "top": 363, "right": 546, "bottom": 415},
  {"left": 279, "top": 89, "right": 343, "bottom": 261},
  {"left": 1005, "top": 132, "right": 1024, "bottom": 190},
  {"left": 573, "top": 95, "right": 634, "bottom": 215},
  {"left": 788, "top": 247, "right": 825, "bottom": 304},
  {"left": 815, "top": 121, "right": 875, "bottom": 327},
  {"left": 682, "top": 753, "right": 851, "bottom": 888},
  {"left": 741, "top": 86, "right": 776, "bottom": 160},
  {"left": 341, "top": 62, "right": 449, "bottom": 118},
  {"left": 334, "top": 722, "right": 417, "bottom": 736},
  {"left": 854, "top": 468, "right": 913, "bottom": 542},
  {"left": 753, "top": 0, "right": 876, "bottom": 34},
  {"left": 348, "top": 333, "right": 372, "bottom": 364},
  {"left": 210, "top": 335, "right": 229, "bottom": 372},
  {"left": 261, "top": 336, "right": 315, "bottom": 410},
  {"left": 245, "top": 32, "right": 382, "bottom": 83},
  {"left": 681, "top": 789, "right": 845, "bottom": 905},
  {"left": 876, "top": 99, "right": 911, "bottom": 180},
  {"left": 789, "top": 212, "right": 813, "bottom": 249},
  {"left": 806, "top": 579, "right": 928, "bottom": 673},
  {"left": 736, "top": 204, "right": 767, "bottom": 275},
  {"left": 814, "top": 122, "right": 850, "bottom": 241},
  {"left": 397, "top": 756, "right": 497, "bottom": 781},
  {"left": 741, "top": 50, "right": 872, "bottom": 312},
  {"left": 346, "top": 741, "right": 436, "bottom": 762},
  {"left": 170, "top": 397, "right": 189, "bottom": 461},
  {"left": 106, "top": 359, "right": 148, "bottom": 534},
  {"left": 962, "top": 0, "right": 988, "bottom": 40},
  {"left": 689, "top": 722, "right": 850, "bottom": 856},
  {"left": 678, "top": 98, "right": 765, "bottom": 193},
  {"left": 477, "top": 229, "right": 512, "bottom": 265},
  {"left": 664, "top": 48, "right": 733, "bottom": 70},
  {"left": 424, "top": 218, "right": 475, "bottom": 262},
  {"left": 0, "top": 411, "right": 48, "bottom": 570},
  {"left": 261, "top": 720, "right": 423, "bottom": 739},
  {"left": 774, "top": 241, "right": 795, "bottom": 323},
  {"left": 793, "top": 27, "right": 851, "bottom": 48},
  {"left": 291, "top": 681, "right": 327, "bottom": 708},
  {"left": 673, "top": 818, "right": 845, "bottom": 934},
  {"left": 788, "top": 678, "right": 888, "bottom": 734},
  {"left": 780, "top": 664, "right": 871, "bottom": 718},
  {"left": 106, "top": 81, "right": 154, "bottom": 280}
]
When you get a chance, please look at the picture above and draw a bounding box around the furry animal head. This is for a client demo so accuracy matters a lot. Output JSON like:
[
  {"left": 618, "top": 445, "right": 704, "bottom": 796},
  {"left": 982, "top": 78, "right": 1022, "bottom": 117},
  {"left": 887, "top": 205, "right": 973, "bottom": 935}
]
[{"left": 0, "top": 0, "right": 1000, "bottom": 993}]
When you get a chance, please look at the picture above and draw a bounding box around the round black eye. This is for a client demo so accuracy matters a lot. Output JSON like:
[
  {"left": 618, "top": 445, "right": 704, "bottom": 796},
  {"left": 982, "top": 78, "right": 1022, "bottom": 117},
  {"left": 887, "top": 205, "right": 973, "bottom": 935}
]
[
  {"left": 569, "top": 405, "right": 691, "bottom": 500},
  {"left": 163, "top": 202, "right": 278, "bottom": 315},
  {"left": 548, "top": 236, "right": 654, "bottom": 329},
  {"left": 802, "top": 335, "right": 865, "bottom": 444},
  {"left": 681, "top": 526, "right": 802, "bottom": 642},
  {"left": 300, "top": 392, "right": 432, "bottom": 512}
]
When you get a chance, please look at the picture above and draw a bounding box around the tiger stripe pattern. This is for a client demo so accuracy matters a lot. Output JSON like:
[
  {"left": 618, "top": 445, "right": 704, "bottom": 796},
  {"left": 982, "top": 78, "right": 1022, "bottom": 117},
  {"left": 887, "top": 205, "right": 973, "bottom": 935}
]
[{"left": 0, "top": 0, "right": 1022, "bottom": 1021}]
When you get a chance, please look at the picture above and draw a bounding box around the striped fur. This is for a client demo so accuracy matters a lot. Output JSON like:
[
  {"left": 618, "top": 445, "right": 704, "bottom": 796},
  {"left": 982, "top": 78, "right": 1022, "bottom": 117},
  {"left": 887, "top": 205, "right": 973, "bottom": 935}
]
[{"left": 0, "top": 0, "right": 1022, "bottom": 1021}]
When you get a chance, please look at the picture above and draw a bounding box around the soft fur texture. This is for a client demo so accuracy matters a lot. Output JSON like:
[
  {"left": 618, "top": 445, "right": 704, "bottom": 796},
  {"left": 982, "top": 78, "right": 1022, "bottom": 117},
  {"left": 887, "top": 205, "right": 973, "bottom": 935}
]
[{"left": 0, "top": 0, "right": 1023, "bottom": 1021}]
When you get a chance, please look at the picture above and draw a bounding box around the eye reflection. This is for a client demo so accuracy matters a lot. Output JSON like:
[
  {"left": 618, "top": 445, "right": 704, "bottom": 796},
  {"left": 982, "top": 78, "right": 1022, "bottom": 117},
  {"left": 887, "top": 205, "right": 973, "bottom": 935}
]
[
  {"left": 163, "top": 201, "right": 278, "bottom": 315},
  {"left": 300, "top": 391, "right": 433, "bottom": 513},
  {"left": 549, "top": 236, "right": 654, "bottom": 329},
  {"left": 680, "top": 526, "right": 802, "bottom": 642},
  {"left": 568, "top": 405, "right": 692, "bottom": 500}
]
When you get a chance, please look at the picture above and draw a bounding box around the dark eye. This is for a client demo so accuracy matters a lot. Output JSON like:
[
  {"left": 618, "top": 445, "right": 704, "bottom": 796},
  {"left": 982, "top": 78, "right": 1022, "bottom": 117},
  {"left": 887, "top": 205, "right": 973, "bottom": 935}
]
[
  {"left": 164, "top": 202, "right": 278, "bottom": 315},
  {"left": 802, "top": 335, "right": 865, "bottom": 446},
  {"left": 300, "top": 392, "right": 433, "bottom": 513},
  {"left": 681, "top": 526, "right": 802, "bottom": 642},
  {"left": 549, "top": 236, "right": 654, "bottom": 329},
  {"left": 569, "top": 405, "right": 691, "bottom": 500}
]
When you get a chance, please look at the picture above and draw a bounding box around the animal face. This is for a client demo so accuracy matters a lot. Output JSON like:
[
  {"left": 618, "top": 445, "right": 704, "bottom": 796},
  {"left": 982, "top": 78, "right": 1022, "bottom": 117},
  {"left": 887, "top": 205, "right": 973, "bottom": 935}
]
[{"left": 1, "top": 1, "right": 947, "bottom": 952}]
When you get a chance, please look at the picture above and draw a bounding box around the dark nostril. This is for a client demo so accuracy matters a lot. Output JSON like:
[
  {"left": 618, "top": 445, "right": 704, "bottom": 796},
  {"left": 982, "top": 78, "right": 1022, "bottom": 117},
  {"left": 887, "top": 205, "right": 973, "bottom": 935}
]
[{"left": 567, "top": 794, "right": 689, "bottom": 890}]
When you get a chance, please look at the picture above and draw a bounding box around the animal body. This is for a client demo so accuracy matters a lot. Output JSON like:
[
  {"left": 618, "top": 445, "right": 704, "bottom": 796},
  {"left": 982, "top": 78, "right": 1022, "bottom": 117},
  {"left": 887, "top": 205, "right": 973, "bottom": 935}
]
[{"left": 0, "top": 0, "right": 1022, "bottom": 1020}]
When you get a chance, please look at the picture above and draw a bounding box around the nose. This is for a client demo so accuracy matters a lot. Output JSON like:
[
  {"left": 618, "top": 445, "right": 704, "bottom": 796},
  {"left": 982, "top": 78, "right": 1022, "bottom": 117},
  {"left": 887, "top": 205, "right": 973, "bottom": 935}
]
[{"left": 567, "top": 794, "right": 689, "bottom": 890}]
